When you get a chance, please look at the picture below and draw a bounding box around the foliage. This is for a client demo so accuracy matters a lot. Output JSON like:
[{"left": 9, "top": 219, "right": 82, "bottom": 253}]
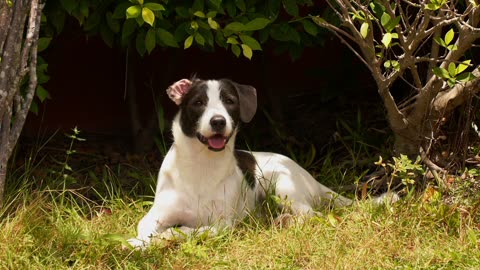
[
  {"left": 41, "top": 0, "right": 326, "bottom": 59},
  {"left": 312, "top": 0, "right": 480, "bottom": 164},
  {"left": 375, "top": 154, "right": 425, "bottom": 192}
]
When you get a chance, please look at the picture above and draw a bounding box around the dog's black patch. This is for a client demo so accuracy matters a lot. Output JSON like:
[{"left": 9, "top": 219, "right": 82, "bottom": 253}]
[
  {"left": 220, "top": 79, "right": 257, "bottom": 123},
  {"left": 234, "top": 150, "right": 256, "bottom": 189},
  {"left": 218, "top": 79, "right": 241, "bottom": 125},
  {"left": 179, "top": 80, "right": 209, "bottom": 137}
]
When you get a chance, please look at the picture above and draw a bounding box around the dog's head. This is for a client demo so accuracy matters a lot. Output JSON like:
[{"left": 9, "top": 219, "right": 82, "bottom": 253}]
[{"left": 167, "top": 78, "right": 257, "bottom": 152}]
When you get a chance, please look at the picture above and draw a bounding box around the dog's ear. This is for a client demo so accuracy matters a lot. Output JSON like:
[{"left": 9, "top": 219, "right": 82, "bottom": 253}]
[
  {"left": 233, "top": 82, "right": 257, "bottom": 123},
  {"left": 166, "top": 79, "right": 192, "bottom": 105}
]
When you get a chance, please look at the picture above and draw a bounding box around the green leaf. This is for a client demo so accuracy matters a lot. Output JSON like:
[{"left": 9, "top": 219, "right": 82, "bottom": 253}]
[
  {"left": 142, "top": 7, "right": 155, "bottom": 26},
  {"left": 302, "top": 19, "right": 318, "bottom": 36},
  {"left": 227, "top": 36, "right": 239, "bottom": 44},
  {"left": 136, "top": 31, "right": 146, "bottom": 56},
  {"left": 382, "top": 32, "right": 392, "bottom": 48},
  {"left": 225, "top": 1, "right": 236, "bottom": 17},
  {"left": 270, "top": 23, "right": 300, "bottom": 43},
  {"left": 175, "top": 7, "right": 189, "bottom": 18},
  {"left": 200, "top": 29, "right": 214, "bottom": 47},
  {"left": 207, "top": 17, "right": 220, "bottom": 30},
  {"left": 37, "top": 70, "right": 50, "bottom": 84},
  {"left": 385, "top": 16, "right": 400, "bottom": 33},
  {"left": 434, "top": 36, "right": 446, "bottom": 47},
  {"left": 447, "top": 44, "right": 458, "bottom": 51},
  {"left": 231, "top": 44, "right": 241, "bottom": 57},
  {"left": 195, "top": 32, "right": 205, "bottom": 46},
  {"left": 380, "top": 13, "right": 391, "bottom": 28},
  {"left": 37, "top": 37, "right": 52, "bottom": 52},
  {"left": 457, "top": 72, "right": 476, "bottom": 82},
  {"left": 447, "top": 78, "right": 456, "bottom": 87},
  {"left": 448, "top": 62, "right": 457, "bottom": 77},
  {"left": 145, "top": 28, "right": 156, "bottom": 53},
  {"left": 425, "top": 3, "right": 439, "bottom": 10},
  {"left": 30, "top": 100, "right": 39, "bottom": 115},
  {"left": 122, "top": 19, "right": 137, "bottom": 40},
  {"left": 241, "top": 44, "right": 253, "bottom": 59},
  {"left": 445, "top": 28, "right": 454, "bottom": 45},
  {"left": 225, "top": 22, "right": 245, "bottom": 32},
  {"left": 137, "top": 0, "right": 144, "bottom": 5},
  {"left": 36, "top": 85, "right": 50, "bottom": 102},
  {"left": 235, "top": 0, "right": 246, "bottom": 12},
  {"left": 432, "top": 67, "right": 451, "bottom": 79},
  {"left": 193, "top": 0, "right": 205, "bottom": 12},
  {"left": 156, "top": 28, "right": 179, "bottom": 48},
  {"left": 369, "top": 1, "right": 385, "bottom": 19},
  {"left": 244, "top": 18, "right": 271, "bottom": 31},
  {"left": 194, "top": 11, "right": 206, "bottom": 18},
  {"left": 351, "top": 11, "right": 365, "bottom": 21},
  {"left": 191, "top": 21, "right": 199, "bottom": 30},
  {"left": 207, "top": 11, "right": 217, "bottom": 18},
  {"left": 215, "top": 31, "right": 227, "bottom": 48},
  {"left": 311, "top": 16, "right": 327, "bottom": 26},
  {"left": 360, "top": 22, "right": 369, "bottom": 38},
  {"left": 456, "top": 60, "right": 471, "bottom": 74},
  {"left": 184, "top": 35, "right": 194, "bottom": 49},
  {"left": 143, "top": 3, "right": 165, "bottom": 11},
  {"left": 239, "top": 34, "right": 261, "bottom": 50},
  {"left": 209, "top": 0, "right": 222, "bottom": 8},
  {"left": 60, "top": 0, "right": 78, "bottom": 14},
  {"left": 100, "top": 23, "right": 114, "bottom": 47},
  {"left": 113, "top": 2, "right": 131, "bottom": 19},
  {"left": 283, "top": 0, "right": 299, "bottom": 17},
  {"left": 126, "top": 5, "right": 141, "bottom": 19},
  {"left": 106, "top": 12, "right": 120, "bottom": 33}
]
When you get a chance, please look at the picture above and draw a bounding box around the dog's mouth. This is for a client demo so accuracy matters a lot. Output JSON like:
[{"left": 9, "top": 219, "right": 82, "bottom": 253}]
[{"left": 196, "top": 133, "right": 229, "bottom": 151}]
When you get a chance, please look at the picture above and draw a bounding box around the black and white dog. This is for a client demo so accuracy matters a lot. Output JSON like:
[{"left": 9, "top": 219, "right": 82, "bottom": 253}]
[{"left": 127, "top": 78, "right": 359, "bottom": 248}]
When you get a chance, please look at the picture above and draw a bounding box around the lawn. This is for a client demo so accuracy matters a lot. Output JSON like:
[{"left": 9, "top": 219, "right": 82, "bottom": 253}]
[
  {"left": 2, "top": 131, "right": 479, "bottom": 269},
  {"left": 1, "top": 176, "right": 479, "bottom": 269}
]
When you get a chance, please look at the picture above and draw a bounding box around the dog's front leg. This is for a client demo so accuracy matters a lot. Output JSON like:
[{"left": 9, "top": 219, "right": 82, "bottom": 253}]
[{"left": 127, "top": 207, "right": 164, "bottom": 248}]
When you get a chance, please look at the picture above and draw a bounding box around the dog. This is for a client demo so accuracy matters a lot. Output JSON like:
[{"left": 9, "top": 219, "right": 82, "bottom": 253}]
[{"left": 127, "top": 78, "right": 363, "bottom": 248}]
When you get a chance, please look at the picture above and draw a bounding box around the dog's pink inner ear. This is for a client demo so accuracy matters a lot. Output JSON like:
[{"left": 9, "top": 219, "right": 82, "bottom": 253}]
[{"left": 166, "top": 79, "right": 192, "bottom": 105}]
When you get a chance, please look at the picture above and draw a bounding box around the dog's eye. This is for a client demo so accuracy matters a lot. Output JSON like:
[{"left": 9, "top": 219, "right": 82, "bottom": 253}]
[
  {"left": 224, "top": 98, "right": 234, "bottom": 105},
  {"left": 194, "top": 100, "right": 204, "bottom": 106}
]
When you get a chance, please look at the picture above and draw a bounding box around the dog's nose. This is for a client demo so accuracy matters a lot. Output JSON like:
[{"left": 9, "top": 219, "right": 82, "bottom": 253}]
[{"left": 210, "top": 115, "right": 226, "bottom": 132}]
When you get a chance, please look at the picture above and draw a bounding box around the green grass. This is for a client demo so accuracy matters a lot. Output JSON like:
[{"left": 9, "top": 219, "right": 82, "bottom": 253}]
[
  {"left": 3, "top": 127, "right": 479, "bottom": 269},
  {"left": 1, "top": 181, "right": 479, "bottom": 269}
]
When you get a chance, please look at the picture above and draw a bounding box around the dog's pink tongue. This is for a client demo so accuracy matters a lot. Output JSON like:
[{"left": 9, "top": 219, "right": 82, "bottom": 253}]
[{"left": 208, "top": 135, "right": 226, "bottom": 149}]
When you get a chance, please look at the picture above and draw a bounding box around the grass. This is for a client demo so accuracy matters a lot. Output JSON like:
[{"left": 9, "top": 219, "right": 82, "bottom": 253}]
[
  {"left": 2, "top": 127, "right": 479, "bottom": 269},
  {"left": 1, "top": 170, "right": 479, "bottom": 269}
]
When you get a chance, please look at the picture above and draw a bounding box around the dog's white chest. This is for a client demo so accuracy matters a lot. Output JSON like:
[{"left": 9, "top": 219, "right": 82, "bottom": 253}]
[{"left": 154, "top": 146, "right": 254, "bottom": 226}]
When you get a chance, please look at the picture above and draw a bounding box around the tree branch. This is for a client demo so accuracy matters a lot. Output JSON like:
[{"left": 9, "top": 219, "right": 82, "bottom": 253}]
[{"left": 433, "top": 68, "right": 480, "bottom": 114}]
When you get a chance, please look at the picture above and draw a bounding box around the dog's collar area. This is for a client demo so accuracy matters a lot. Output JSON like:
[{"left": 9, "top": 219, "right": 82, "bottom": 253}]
[{"left": 196, "top": 133, "right": 229, "bottom": 151}]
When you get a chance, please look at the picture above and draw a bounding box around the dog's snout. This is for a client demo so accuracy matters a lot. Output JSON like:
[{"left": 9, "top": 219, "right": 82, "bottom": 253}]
[{"left": 210, "top": 115, "right": 226, "bottom": 132}]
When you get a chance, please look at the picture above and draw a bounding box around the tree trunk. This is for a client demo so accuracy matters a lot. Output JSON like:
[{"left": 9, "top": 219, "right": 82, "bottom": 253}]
[
  {"left": 0, "top": 0, "right": 43, "bottom": 205},
  {"left": 391, "top": 70, "right": 480, "bottom": 166}
]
